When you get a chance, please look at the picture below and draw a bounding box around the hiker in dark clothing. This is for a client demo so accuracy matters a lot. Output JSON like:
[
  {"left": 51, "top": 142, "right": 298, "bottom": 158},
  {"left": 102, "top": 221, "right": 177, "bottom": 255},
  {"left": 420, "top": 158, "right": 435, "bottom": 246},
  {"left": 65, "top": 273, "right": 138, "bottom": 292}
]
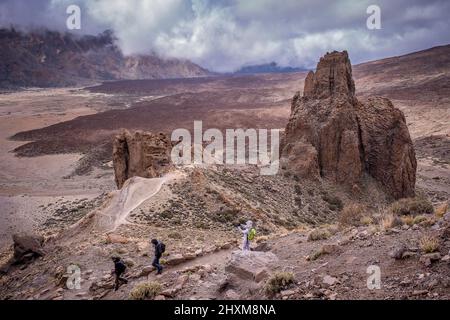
[
  {"left": 111, "top": 256, "right": 128, "bottom": 291},
  {"left": 151, "top": 239, "right": 164, "bottom": 275}
]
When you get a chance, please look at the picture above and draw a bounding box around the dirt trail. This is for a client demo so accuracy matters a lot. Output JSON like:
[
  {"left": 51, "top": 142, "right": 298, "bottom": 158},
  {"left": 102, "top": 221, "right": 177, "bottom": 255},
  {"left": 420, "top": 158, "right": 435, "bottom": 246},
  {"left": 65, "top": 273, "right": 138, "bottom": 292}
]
[{"left": 94, "top": 172, "right": 183, "bottom": 232}]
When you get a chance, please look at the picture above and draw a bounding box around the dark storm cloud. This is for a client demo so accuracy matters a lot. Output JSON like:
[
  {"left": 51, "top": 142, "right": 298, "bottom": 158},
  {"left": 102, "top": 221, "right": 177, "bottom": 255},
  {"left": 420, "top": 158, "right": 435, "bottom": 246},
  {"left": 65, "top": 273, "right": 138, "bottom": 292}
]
[{"left": 1, "top": 0, "right": 449, "bottom": 71}]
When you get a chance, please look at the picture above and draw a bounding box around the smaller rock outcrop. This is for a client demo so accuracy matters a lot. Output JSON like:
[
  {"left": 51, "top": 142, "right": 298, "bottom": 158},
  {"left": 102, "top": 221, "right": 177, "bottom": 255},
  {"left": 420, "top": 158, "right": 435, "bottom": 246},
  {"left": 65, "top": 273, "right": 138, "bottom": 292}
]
[{"left": 113, "top": 130, "right": 173, "bottom": 189}]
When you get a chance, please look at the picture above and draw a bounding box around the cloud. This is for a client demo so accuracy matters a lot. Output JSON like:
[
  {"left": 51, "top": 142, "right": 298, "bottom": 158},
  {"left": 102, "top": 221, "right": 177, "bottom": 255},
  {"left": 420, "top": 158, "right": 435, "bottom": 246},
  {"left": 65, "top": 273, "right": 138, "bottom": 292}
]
[{"left": 1, "top": 0, "right": 450, "bottom": 71}]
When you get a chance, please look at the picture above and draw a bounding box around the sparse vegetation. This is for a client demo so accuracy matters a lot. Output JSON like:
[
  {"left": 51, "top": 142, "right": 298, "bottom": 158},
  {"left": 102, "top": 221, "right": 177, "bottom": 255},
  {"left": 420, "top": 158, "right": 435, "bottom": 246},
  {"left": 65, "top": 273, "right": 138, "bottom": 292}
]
[
  {"left": 401, "top": 214, "right": 429, "bottom": 226},
  {"left": 338, "top": 203, "right": 366, "bottom": 226},
  {"left": 360, "top": 216, "right": 374, "bottom": 225},
  {"left": 264, "top": 272, "right": 294, "bottom": 296},
  {"left": 435, "top": 202, "right": 448, "bottom": 219},
  {"left": 168, "top": 231, "right": 183, "bottom": 239},
  {"left": 391, "top": 197, "right": 434, "bottom": 216},
  {"left": 212, "top": 208, "right": 240, "bottom": 223},
  {"left": 129, "top": 282, "right": 162, "bottom": 300},
  {"left": 321, "top": 193, "right": 343, "bottom": 211},
  {"left": 380, "top": 213, "right": 402, "bottom": 230},
  {"left": 325, "top": 224, "right": 339, "bottom": 235},
  {"left": 308, "top": 248, "right": 324, "bottom": 261},
  {"left": 419, "top": 235, "right": 440, "bottom": 253},
  {"left": 307, "top": 228, "right": 331, "bottom": 241}
]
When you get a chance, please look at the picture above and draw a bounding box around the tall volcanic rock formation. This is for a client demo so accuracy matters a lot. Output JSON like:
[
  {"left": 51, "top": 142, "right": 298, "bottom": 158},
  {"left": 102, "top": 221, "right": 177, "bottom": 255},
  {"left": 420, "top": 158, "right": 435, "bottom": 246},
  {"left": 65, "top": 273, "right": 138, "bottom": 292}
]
[
  {"left": 113, "top": 130, "right": 173, "bottom": 189},
  {"left": 282, "top": 51, "right": 416, "bottom": 199}
]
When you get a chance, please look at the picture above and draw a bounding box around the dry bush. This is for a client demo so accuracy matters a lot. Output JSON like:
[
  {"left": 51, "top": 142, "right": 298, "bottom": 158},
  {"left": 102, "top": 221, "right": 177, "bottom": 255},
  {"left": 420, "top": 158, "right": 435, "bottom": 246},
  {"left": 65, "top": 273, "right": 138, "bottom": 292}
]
[
  {"left": 419, "top": 235, "right": 440, "bottom": 253},
  {"left": 307, "top": 229, "right": 331, "bottom": 241},
  {"left": 435, "top": 202, "right": 448, "bottom": 219},
  {"left": 308, "top": 248, "right": 324, "bottom": 261},
  {"left": 401, "top": 215, "right": 415, "bottom": 226},
  {"left": 264, "top": 272, "right": 294, "bottom": 296},
  {"left": 129, "top": 282, "right": 162, "bottom": 300},
  {"left": 380, "top": 213, "right": 402, "bottom": 230},
  {"left": 338, "top": 203, "right": 366, "bottom": 226},
  {"left": 413, "top": 215, "right": 428, "bottom": 225},
  {"left": 401, "top": 215, "right": 430, "bottom": 226},
  {"left": 391, "top": 197, "right": 434, "bottom": 216},
  {"left": 326, "top": 224, "right": 340, "bottom": 235},
  {"left": 360, "top": 216, "right": 374, "bottom": 225}
]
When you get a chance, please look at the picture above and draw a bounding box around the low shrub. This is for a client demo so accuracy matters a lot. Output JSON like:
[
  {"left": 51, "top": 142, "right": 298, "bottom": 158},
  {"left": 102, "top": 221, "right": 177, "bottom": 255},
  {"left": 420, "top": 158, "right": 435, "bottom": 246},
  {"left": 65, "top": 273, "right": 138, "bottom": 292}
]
[
  {"left": 391, "top": 197, "right": 434, "bottom": 216},
  {"left": 339, "top": 203, "right": 366, "bottom": 226},
  {"left": 264, "top": 272, "right": 294, "bottom": 296},
  {"left": 419, "top": 235, "right": 439, "bottom": 253},
  {"left": 129, "top": 282, "right": 162, "bottom": 300},
  {"left": 307, "top": 229, "right": 331, "bottom": 241}
]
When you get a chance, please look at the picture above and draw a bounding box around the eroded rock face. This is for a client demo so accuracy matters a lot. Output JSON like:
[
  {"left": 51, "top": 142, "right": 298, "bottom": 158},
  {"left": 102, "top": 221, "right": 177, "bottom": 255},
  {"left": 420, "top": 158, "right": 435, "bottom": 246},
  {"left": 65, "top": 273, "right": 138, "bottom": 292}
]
[
  {"left": 113, "top": 130, "right": 173, "bottom": 189},
  {"left": 357, "top": 97, "right": 417, "bottom": 199},
  {"left": 282, "top": 51, "right": 416, "bottom": 199}
]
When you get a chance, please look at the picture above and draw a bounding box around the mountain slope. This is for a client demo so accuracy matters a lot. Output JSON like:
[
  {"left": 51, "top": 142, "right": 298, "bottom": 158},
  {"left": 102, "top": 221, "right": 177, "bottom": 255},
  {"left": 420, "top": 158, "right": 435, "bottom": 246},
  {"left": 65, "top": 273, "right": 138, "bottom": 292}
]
[{"left": 0, "top": 28, "right": 209, "bottom": 88}]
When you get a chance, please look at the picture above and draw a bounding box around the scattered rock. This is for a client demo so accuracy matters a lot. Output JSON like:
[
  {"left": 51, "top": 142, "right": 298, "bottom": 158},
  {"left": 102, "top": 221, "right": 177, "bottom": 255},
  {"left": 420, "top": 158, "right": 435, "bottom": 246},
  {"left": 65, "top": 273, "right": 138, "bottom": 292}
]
[
  {"left": 322, "top": 275, "right": 338, "bottom": 286},
  {"left": 165, "top": 253, "right": 187, "bottom": 266},
  {"left": 106, "top": 233, "right": 129, "bottom": 244},
  {"left": 389, "top": 244, "right": 407, "bottom": 260},
  {"left": 139, "top": 265, "right": 155, "bottom": 277},
  {"left": 412, "top": 290, "right": 429, "bottom": 296},
  {"left": 420, "top": 253, "right": 441, "bottom": 266},
  {"left": 320, "top": 243, "right": 340, "bottom": 255},
  {"left": 224, "top": 289, "right": 240, "bottom": 300}
]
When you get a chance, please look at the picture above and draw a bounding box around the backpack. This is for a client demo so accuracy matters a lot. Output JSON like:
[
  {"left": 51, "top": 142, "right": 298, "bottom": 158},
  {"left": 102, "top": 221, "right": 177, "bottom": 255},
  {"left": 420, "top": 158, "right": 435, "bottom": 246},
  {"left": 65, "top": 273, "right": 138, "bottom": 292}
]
[
  {"left": 247, "top": 228, "right": 256, "bottom": 241},
  {"left": 159, "top": 242, "right": 166, "bottom": 254},
  {"left": 115, "top": 260, "right": 126, "bottom": 274}
]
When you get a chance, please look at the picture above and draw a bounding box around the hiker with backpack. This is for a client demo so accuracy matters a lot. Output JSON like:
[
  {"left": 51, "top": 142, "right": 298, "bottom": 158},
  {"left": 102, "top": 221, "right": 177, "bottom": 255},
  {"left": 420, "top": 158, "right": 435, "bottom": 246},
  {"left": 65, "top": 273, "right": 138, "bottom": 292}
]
[
  {"left": 239, "top": 220, "right": 256, "bottom": 251},
  {"left": 111, "top": 256, "right": 128, "bottom": 291},
  {"left": 151, "top": 239, "right": 165, "bottom": 274}
]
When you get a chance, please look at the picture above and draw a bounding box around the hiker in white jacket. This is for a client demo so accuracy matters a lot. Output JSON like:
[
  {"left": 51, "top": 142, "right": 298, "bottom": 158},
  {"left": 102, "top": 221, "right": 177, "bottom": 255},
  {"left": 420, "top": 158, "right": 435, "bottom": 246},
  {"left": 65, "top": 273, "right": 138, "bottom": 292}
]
[{"left": 239, "top": 220, "right": 253, "bottom": 251}]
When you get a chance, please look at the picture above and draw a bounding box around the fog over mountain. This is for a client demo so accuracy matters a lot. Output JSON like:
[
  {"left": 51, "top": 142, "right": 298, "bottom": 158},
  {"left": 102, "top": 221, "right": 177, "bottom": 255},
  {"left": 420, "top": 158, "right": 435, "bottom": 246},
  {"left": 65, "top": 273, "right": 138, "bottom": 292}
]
[{"left": 1, "top": 0, "right": 450, "bottom": 72}]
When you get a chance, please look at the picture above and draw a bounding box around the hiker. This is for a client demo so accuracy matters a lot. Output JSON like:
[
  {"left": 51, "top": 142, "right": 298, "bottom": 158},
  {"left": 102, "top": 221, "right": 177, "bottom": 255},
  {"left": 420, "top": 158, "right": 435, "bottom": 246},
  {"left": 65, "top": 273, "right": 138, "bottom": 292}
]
[
  {"left": 239, "top": 220, "right": 255, "bottom": 251},
  {"left": 151, "top": 239, "right": 165, "bottom": 274},
  {"left": 111, "top": 256, "right": 128, "bottom": 291}
]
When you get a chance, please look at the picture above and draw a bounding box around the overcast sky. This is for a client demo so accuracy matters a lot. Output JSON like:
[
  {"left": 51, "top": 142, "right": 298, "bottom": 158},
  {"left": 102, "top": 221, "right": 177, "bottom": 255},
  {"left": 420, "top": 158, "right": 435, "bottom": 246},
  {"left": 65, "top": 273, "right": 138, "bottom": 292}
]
[{"left": 1, "top": 0, "right": 450, "bottom": 72}]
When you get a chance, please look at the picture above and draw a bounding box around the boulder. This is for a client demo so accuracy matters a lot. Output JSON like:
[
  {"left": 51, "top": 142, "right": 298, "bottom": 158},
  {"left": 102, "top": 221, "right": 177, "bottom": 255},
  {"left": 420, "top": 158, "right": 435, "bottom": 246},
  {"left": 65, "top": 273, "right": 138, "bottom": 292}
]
[
  {"left": 225, "top": 250, "right": 278, "bottom": 283},
  {"left": 282, "top": 50, "right": 416, "bottom": 199},
  {"left": 12, "top": 234, "right": 45, "bottom": 265},
  {"left": 389, "top": 244, "right": 407, "bottom": 260},
  {"left": 420, "top": 252, "right": 441, "bottom": 266},
  {"left": 113, "top": 130, "right": 173, "bottom": 189}
]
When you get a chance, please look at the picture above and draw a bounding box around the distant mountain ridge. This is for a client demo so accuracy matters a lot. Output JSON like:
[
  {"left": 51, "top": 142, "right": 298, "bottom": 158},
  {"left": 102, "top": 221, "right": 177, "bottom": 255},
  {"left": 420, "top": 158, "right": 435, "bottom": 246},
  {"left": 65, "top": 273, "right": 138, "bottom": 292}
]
[
  {"left": 0, "top": 28, "right": 210, "bottom": 88},
  {"left": 235, "top": 61, "right": 306, "bottom": 74}
]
